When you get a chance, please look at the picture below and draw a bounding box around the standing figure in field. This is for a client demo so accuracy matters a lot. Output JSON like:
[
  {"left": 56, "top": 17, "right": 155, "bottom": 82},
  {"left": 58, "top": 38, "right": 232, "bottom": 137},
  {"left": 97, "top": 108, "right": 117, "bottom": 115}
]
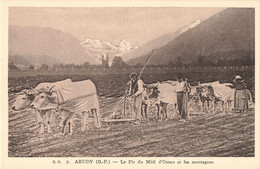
[
  {"left": 127, "top": 72, "right": 145, "bottom": 124},
  {"left": 175, "top": 74, "right": 189, "bottom": 122},
  {"left": 233, "top": 75, "right": 249, "bottom": 113}
]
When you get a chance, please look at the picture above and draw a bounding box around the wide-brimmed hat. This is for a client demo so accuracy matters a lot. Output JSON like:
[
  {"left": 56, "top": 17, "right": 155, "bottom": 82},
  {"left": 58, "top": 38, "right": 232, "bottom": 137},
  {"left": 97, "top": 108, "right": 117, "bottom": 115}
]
[
  {"left": 130, "top": 72, "right": 138, "bottom": 78},
  {"left": 233, "top": 75, "right": 244, "bottom": 82}
]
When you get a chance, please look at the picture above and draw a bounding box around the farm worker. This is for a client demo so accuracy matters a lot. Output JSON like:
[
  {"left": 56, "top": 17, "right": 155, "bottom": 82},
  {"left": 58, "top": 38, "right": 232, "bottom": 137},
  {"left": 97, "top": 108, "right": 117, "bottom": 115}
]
[
  {"left": 175, "top": 73, "right": 189, "bottom": 122},
  {"left": 232, "top": 75, "right": 249, "bottom": 113},
  {"left": 127, "top": 72, "right": 145, "bottom": 124}
]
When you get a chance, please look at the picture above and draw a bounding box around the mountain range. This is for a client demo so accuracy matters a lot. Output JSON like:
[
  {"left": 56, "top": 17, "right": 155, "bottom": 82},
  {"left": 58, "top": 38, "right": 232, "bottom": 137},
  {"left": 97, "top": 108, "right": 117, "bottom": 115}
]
[
  {"left": 123, "top": 19, "right": 201, "bottom": 61},
  {"left": 127, "top": 8, "right": 255, "bottom": 65},
  {"left": 9, "top": 8, "right": 254, "bottom": 67},
  {"left": 9, "top": 26, "right": 98, "bottom": 65},
  {"left": 80, "top": 38, "right": 138, "bottom": 65}
]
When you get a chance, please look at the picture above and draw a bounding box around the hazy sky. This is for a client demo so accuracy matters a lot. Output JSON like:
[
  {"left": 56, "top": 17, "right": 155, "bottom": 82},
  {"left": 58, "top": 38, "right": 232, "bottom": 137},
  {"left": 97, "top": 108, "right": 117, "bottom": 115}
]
[{"left": 9, "top": 7, "right": 225, "bottom": 45}]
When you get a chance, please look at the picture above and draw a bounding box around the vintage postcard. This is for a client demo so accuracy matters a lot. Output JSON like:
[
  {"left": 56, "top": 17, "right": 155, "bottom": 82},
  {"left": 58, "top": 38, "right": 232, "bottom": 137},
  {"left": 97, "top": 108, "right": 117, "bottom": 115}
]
[{"left": 1, "top": 0, "right": 260, "bottom": 169}]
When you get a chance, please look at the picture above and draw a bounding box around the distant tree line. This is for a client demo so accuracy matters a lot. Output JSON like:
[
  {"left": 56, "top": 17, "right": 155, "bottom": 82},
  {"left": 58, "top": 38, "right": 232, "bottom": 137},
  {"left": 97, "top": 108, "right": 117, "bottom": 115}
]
[
  {"left": 194, "top": 55, "right": 254, "bottom": 66},
  {"left": 164, "top": 54, "right": 254, "bottom": 67},
  {"left": 9, "top": 54, "right": 254, "bottom": 71}
]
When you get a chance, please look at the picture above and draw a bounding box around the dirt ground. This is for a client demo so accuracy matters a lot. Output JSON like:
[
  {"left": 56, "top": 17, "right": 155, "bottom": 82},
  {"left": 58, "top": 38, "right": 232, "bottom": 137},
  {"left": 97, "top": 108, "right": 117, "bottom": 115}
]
[{"left": 8, "top": 96, "right": 254, "bottom": 157}]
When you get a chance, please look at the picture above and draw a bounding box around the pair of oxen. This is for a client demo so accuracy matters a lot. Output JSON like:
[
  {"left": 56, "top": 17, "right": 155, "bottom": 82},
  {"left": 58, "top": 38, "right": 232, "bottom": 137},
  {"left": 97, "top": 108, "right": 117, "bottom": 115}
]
[
  {"left": 190, "top": 81, "right": 253, "bottom": 113},
  {"left": 140, "top": 80, "right": 251, "bottom": 121},
  {"left": 11, "top": 79, "right": 101, "bottom": 135}
]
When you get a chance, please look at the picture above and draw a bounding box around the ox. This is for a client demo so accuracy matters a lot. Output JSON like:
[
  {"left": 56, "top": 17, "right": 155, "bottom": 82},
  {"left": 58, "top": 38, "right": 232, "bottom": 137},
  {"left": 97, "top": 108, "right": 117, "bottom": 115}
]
[
  {"left": 30, "top": 79, "right": 101, "bottom": 135},
  {"left": 11, "top": 79, "right": 72, "bottom": 134},
  {"left": 12, "top": 89, "right": 35, "bottom": 111},
  {"left": 197, "top": 82, "right": 235, "bottom": 113},
  {"left": 143, "top": 81, "right": 178, "bottom": 121},
  {"left": 141, "top": 86, "right": 160, "bottom": 121}
]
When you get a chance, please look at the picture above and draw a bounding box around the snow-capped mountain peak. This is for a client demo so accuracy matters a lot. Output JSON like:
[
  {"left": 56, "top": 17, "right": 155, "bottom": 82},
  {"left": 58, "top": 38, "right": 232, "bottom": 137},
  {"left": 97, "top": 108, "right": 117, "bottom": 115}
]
[
  {"left": 81, "top": 38, "right": 138, "bottom": 65},
  {"left": 119, "top": 39, "right": 132, "bottom": 51}
]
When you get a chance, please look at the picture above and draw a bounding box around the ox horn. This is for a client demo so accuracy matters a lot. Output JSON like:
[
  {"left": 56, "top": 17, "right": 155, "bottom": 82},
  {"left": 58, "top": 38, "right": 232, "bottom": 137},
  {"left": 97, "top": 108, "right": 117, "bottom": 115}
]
[
  {"left": 49, "top": 85, "right": 56, "bottom": 93},
  {"left": 30, "top": 87, "right": 37, "bottom": 94},
  {"left": 17, "top": 90, "right": 26, "bottom": 95}
]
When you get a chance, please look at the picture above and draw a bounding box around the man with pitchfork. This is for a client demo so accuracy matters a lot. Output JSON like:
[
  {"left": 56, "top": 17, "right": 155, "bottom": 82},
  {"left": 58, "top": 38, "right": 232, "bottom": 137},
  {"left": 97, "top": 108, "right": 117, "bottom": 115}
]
[{"left": 127, "top": 72, "right": 145, "bottom": 125}]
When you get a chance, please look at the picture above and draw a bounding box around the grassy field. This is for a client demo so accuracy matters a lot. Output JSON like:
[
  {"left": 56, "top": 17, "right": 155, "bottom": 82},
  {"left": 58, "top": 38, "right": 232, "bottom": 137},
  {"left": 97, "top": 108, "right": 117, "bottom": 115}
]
[{"left": 8, "top": 69, "right": 255, "bottom": 157}]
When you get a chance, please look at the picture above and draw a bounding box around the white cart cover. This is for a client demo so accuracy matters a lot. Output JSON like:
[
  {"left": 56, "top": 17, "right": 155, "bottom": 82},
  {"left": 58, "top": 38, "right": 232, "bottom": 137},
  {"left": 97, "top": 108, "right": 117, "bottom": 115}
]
[
  {"left": 211, "top": 83, "right": 234, "bottom": 101},
  {"left": 35, "top": 79, "right": 72, "bottom": 90},
  {"left": 157, "top": 82, "right": 177, "bottom": 104},
  {"left": 54, "top": 80, "right": 99, "bottom": 112}
]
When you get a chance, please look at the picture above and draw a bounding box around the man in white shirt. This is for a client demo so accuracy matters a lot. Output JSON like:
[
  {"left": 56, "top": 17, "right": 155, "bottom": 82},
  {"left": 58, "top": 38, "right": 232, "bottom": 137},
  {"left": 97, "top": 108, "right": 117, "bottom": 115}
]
[
  {"left": 176, "top": 74, "right": 189, "bottom": 122},
  {"left": 127, "top": 72, "right": 145, "bottom": 124}
]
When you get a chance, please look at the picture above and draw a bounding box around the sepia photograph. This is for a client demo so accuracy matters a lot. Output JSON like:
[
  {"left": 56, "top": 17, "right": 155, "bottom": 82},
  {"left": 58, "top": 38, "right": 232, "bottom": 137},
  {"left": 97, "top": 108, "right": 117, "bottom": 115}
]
[{"left": 1, "top": 1, "right": 260, "bottom": 168}]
